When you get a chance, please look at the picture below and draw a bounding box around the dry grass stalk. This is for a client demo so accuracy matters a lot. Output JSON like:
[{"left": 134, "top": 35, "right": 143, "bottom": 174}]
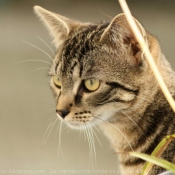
[{"left": 118, "top": 0, "right": 175, "bottom": 112}]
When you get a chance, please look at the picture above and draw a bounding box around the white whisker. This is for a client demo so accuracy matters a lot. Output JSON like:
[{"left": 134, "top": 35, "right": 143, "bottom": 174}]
[
  {"left": 43, "top": 118, "right": 58, "bottom": 144},
  {"left": 94, "top": 116, "right": 134, "bottom": 152},
  {"left": 27, "top": 67, "right": 50, "bottom": 74},
  {"left": 36, "top": 35, "right": 55, "bottom": 56},
  {"left": 121, "top": 111, "right": 142, "bottom": 132},
  {"left": 30, "top": 101, "right": 55, "bottom": 107},
  {"left": 97, "top": 10, "right": 113, "bottom": 19},
  {"left": 85, "top": 124, "right": 93, "bottom": 166},
  {"left": 82, "top": 125, "right": 87, "bottom": 141},
  {"left": 90, "top": 123, "right": 103, "bottom": 148},
  {"left": 41, "top": 112, "right": 56, "bottom": 123},
  {"left": 36, "top": 106, "right": 55, "bottom": 112},
  {"left": 19, "top": 59, "right": 52, "bottom": 66},
  {"left": 91, "top": 122, "right": 102, "bottom": 135},
  {"left": 88, "top": 123, "right": 96, "bottom": 163},
  {"left": 21, "top": 39, "right": 53, "bottom": 62},
  {"left": 55, "top": 121, "right": 61, "bottom": 138},
  {"left": 57, "top": 120, "right": 65, "bottom": 161},
  {"left": 43, "top": 122, "right": 53, "bottom": 144},
  {"left": 79, "top": 124, "right": 83, "bottom": 140}
]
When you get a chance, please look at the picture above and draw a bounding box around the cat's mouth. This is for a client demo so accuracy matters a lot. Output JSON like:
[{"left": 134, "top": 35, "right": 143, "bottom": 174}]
[{"left": 56, "top": 111, "right": 94, "bottom": 129}]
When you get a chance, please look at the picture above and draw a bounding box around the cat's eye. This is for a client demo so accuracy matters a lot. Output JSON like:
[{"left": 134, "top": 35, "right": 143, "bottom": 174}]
[
  {"left": 84, "top": 79, "right": 100, "bottom": 92},
  {"left": 53, "top": 76, "right": 62, "bottom": 88}
]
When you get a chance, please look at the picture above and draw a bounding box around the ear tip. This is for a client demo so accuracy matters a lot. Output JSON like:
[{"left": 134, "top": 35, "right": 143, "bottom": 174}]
[
  {"left": 33, "top": 5, "right": 45, "bottom": 14},
  {"left": 33, "top": 5, "right": 40, "bottom": 11}
]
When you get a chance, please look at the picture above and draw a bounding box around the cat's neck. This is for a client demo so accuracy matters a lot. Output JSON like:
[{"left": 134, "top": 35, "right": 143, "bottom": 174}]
[
  {"left": 100, "top": 89, "right": 174, "bottom": 148},
  {"left": 100, "top": 89, "right": 175, "bottom": 174}
]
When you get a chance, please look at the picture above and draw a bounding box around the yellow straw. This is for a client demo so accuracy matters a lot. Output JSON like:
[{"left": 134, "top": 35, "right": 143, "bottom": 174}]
[{"left": 118, "top": 0, "right": 175, "bottom": 112}]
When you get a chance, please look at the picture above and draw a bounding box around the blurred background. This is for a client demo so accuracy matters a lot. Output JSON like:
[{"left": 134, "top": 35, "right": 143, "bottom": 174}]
[{"left": 0, "top": 0, "right": 175, "bottom": 174}]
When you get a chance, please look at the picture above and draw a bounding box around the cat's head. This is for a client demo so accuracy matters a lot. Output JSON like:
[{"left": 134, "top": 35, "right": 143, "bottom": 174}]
[{"left": 34, "top": 6, "right": 161, "bottom": 129}]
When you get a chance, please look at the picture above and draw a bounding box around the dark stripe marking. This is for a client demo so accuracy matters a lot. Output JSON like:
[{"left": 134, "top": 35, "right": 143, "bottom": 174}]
[
  {"left": 106, "top": 82, "right": 138, "bottom": 93},
  {"left": 122, "top": 157, "right": 145, "bottom": 166}
]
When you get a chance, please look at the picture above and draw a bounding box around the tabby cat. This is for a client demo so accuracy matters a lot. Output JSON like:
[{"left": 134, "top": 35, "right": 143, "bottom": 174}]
[{"left": 34, "top": 6, "right": 175, "bottom": 175}]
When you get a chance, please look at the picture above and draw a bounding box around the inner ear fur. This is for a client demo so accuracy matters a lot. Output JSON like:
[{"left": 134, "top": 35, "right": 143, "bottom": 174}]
[
  {"left": 100, "top": 13, "right": 148, "bottom": 63},
  {"left": 34, "top": 6, "right": 83, "bottom": 48}
]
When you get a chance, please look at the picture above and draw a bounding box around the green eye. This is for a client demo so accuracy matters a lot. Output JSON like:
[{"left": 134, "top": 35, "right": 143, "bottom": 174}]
[
  {"left": 53, "top": 76, "right": 62, "bottom": 88},
  {"left": 84, "top": 79, "right": 100, "bottom": 92}
]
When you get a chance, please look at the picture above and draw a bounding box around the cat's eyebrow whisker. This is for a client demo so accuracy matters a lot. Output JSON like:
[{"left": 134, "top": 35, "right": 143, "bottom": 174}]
[
  {"left": 120, "top": 111, "right": 142, "bottom": 132},
  {"left": 36, "top": 35, "right": 55, "bottom": 56},
  {"left": 43, "top": 118, "right": 58, "bottom": 144},
  {"left": 27, "top": 67, "right": 50, "bottom": 75},
  {"left": 97, "top": 10, "right": 113, "bottom": 19},
  {"left": 21, "top": 39, "right": 54, "bottom": 62},
  {"left": 94, "top": 116, "right": 134, "bottom": 152},
  {"left": 19, "top": 59, "right": 52, "bottom": 66}
]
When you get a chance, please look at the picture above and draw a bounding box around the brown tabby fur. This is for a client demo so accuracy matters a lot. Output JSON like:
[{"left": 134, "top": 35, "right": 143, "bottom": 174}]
[{"left": 34, "top": 6, "right": 175, "bottom": 175}]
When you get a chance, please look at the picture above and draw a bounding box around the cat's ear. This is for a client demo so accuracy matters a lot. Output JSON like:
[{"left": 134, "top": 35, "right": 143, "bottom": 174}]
[
  {"left": 100, "top": 13, "right": 147, "bottom": 64},
  {"left": 34, "top": 6, "right": 79, "bottom": 48}
]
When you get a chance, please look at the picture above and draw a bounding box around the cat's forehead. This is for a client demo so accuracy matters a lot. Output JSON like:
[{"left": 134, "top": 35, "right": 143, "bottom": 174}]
[
  {"left": 61, "top": 23, "right": 108, "bottom": 61},
  {"left": 54, "top": 22, "right": 130, "bottom": 81},
  {"left": 55, "top": 24, "right": 107, "bottom": 74}
]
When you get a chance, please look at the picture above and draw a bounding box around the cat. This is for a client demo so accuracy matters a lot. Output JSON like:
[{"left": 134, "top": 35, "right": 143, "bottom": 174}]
[{"left": 34, "top": 6, "right": 175, "bottom": 175}]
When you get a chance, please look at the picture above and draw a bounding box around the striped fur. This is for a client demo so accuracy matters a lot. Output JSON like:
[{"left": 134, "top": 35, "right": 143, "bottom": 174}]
[{"left": 34, "top": 6, "right": 175, "bottom": 175}]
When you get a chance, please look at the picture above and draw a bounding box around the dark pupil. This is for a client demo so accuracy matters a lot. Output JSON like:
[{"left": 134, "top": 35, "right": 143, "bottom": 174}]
[{"left": 90, "top": 80, "right": 93, "bottom": 86}]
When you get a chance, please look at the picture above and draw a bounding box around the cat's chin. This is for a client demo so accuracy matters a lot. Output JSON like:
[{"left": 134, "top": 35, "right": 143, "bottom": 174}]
[
  {"left": 66, "top": 122, "right": 94, "bottom": 130},
  {"left": 66, "top": 123, "right": 83, "bottom": 130}
]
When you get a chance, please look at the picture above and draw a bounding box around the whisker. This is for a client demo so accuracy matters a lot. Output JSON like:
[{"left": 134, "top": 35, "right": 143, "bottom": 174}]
[
  {"left": 90, "top": 123, "right": 103, "bottom": 148},
  {"left": 97, "top": 10, "right": 113, "bottom": 19},
  {"left": 57, "top": 120, "right": 65, "bottom": 161},
  {"left": 94, "top": 116, "right": 134, "bottom": 152},
  {"left": 19, "top": 59, "right": 52, "bottom": 66},
  {"left": 82, "top": 125, "right": 87, "bottom": 141},
  {"left": 85, "top": 124, "right": 93, "bottom": 166},
  {"left": 79, "top": 124, "right": 83, "bottom": 140},
  {"left": 36, "top": 106, "right": 55, "bottom": 110},
  {"left": 121, "top": 111, "right": 142, "bottom": 132},
  {"left": 43, "top": 118, "right": 58, "bottom": 144},
  {"left": 27, "top": 67, "right": 50, "bottom": 74},
  {"left": 38, "top": 111, "right": 55, "bottom": 124},
  {"left": 91, "top": 122, "right": 102, "bottom": 134},
  {"left": 43, "top": 122, "right": 53, "bottom": 143},
  {"left": 41, "top": 111, "right": 55, "bottom": 119},
  {"left": 29, "top": 101, "right": 55, "bottom": 107},
  {"left": 88, "top": 123, "right": 96, "bottom": 163},
  {"left": 35, "top": 107, "right": 55, "bottom": 113},
  {"left": 21, "top": 39, "right": 53, "bottom": 62},
  {"left": 55, "top": 121, "right": 61, "bottom": 138},
  {"left": 36, "top": 35, "right": 55, "bottom": 56}
]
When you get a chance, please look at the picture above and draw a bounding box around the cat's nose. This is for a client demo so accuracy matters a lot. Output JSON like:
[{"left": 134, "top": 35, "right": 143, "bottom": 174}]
[{"left": 56, "top": 109, "right": 70, "bottom": 119}]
